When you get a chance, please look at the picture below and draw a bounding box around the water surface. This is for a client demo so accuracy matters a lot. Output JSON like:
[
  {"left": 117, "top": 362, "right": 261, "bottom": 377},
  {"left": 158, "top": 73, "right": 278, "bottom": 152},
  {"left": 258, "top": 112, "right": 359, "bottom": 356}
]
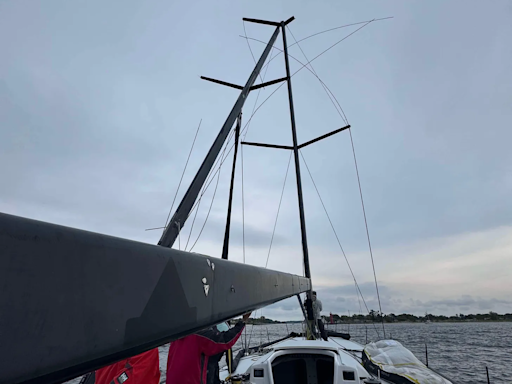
[{"left": 69, "top": 321, "right": 512, "bottom": 384}]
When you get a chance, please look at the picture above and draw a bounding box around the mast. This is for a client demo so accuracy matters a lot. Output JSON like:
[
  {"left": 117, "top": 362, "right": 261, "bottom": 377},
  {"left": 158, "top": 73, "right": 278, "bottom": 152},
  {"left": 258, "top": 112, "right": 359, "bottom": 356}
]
[
  {"left": 281, "top": 21, "right": 316, "bottom": 338},
  {"left": 239, "top": 19, "right": 351, "bottom": 338},
  {"left": 280, "top": 22, "right": 311, "bottom": 280}
]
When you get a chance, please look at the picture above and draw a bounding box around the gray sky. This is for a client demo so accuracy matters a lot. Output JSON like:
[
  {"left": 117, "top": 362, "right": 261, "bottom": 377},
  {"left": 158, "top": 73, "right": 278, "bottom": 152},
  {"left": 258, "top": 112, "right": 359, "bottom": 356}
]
[{"left": 1, "top": 0, "right": 511, "bottom": 320}]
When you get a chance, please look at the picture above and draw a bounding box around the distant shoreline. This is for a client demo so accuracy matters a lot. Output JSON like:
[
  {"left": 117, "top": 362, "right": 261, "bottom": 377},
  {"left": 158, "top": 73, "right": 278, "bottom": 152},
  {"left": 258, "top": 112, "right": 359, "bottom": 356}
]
[
  {"left": 327, "top": 320, "right": 512, "bottom": 324},
  {"left": 241, "top": 320, "right": 512, "bottom": 325},
  {"left": 235, "top": 312, "right": 512, "bottom": 324}
]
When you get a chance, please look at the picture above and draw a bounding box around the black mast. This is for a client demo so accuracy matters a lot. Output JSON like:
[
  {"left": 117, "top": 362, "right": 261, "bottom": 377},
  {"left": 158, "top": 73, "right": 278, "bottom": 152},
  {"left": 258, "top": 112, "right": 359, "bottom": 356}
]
[
  {"left": 239, "top": 18, "right": 352, "bottom": 339},
  {"left": 237, "top": 17, "right": 318, "bottom": 337},
  {"left": 280, "top": 22, "right": 311, "bottom": 280},
  {"left": 281, "top": 21, "right": 317, "bottom": 338}
]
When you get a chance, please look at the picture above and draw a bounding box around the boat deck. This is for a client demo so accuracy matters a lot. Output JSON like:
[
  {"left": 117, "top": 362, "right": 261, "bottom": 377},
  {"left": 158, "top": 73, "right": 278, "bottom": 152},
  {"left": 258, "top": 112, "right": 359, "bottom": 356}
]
[{"left": 219, "top": 336, "right": 391, "bottom": 384}]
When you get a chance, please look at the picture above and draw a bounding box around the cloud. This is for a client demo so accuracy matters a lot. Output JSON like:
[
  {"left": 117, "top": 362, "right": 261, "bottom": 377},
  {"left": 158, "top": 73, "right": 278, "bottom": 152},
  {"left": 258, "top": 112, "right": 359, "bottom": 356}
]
[
  {"left": 235, "top": 225, "right": 512, "bottom": 320},
  {"left": 258, "top": 291, "right": 512, "bottom": 322}
]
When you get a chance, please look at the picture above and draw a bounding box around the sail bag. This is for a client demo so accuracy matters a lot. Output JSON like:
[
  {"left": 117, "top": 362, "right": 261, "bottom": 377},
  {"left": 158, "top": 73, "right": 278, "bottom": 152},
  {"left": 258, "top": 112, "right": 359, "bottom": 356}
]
[{"left": 362, "top": 340, "right": 452, "bottom": 384}]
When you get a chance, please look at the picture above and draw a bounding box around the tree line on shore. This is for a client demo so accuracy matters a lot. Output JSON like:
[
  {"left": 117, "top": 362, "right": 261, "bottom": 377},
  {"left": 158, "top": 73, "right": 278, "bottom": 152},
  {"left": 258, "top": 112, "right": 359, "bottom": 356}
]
[
  {"left": 326, "top": 310, "right": 512, "bottom": 323},
  {"left": 239, "top": 311, "right": 512, "bottom": 324}
]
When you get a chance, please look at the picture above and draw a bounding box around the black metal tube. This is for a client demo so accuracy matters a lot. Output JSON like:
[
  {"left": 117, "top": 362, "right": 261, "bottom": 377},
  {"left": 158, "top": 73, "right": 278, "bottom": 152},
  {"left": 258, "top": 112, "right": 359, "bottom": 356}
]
[
  {"left": 281, "top": 24, "right": 311, "bottom": 281},
  {"left": 243, "top": 17, "right": 280, "bottom": 26},
  {"left": 222, "top": 114, "right": 241, "bottom": 259},
  {"left": 486, "top": 366, "right": 490, "bottom": 384},
  {"left": 425, "top": 343, "right": 428, "bottom": 367},
  {"left": 250, "top": 76, "right": 288, "bottom": 90},
  {"left": 284, "top": 16, "right": 295, "bottom": 26},
  {"left": 200, "top": 76, "right": 243, "bottom": 90},
  {"left": 298, "top": 124, "right": 351, "bottom": 149},
  {"left": 241, "top": 141, "right": 293, "bottom": 150},
  {"left": 282, "top": 23, "right": 316, "bottom": 338},
  {"left": 296, "top": 294, "right": 308, "bottom": 320}
]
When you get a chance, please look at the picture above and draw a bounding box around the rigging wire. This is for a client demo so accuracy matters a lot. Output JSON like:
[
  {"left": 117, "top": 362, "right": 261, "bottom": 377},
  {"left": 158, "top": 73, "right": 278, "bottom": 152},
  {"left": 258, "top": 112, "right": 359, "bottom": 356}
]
[
  {"left": 238, "top": 31, "right": 279, "bottom": 270},
  {"left": 184, "top": 123, "right": 239, "bottom": 250},
  {"left": 291, "top": 17, "right": 392, "bottom": 47},
  {"left": 287, "top": 24, "right": 370, "bottom": 324},
  {"left": 187, "top": 131, "right": 234, "bottom": 251},
  {"left": 286, "top": 26, "right": 349, "bottom": 124},
  {"left": 242, "top": 43, "right": 277, "bottom": 141},
  {"left": 157, "top": 18, "right": 379, "bottom": 263},
  {"left": 153, "top": 18, "right": 383, "bottom": 235},
  {"left": 239, "top": 35, "right": 278, "bottom": 263},
  {"left": 238, "top": 19, "right": 376, "bottom": 135},
  {"left": 168, "top": 45, "right": 347, "bottom": 221},
  {"left": 348, "top": 127, "right": 386, "bottom": 338},
  {"left": 188, "top": 155, "right": 224, "bottom": 252},
  {"left": 239, "top": 37, "right": 349, "bottom": 126},
  {"left": 186, "top": 114, "right": 248, "bottom": 220},
  {"left": 177, "top": 222, "right": 181, "bottom": 250},
  {"left": 235, "top": 25, "right": 377, "bottom": 337},
  {"left": 239, "top": 17, "right": 393, "bottom": 73},
  {"left": 299, "top": 150, "right": 380, "bottom": 338},
  {"left": 240, "top": 34, "right": 279, "bottom": 346},
  {"left": 242, "top": 20, "right": 265, "bottom": 88},
  {"left": 265, "top": 152, "right": 293, "bottom": 269},
  {"left": 186, "top": 148, "right": 231, "bottom": 224},
  {"left": 355, "top": 280, "right": 367, "bottom": 336},
  {"left": 145, "top": 126, "right": 235, "bottom": 246},
  {"left": 180, "top": 20, "right": 375, "bottom": 216},
  {"left": 182, "top": 129, "right": 239, "bottom": 245},
  {"left": 192, "top": 128, "right": 238, "bottom": 209},
  {"left": 287, "top": 26, "right": 369, "bottom": 336},
  {"left": 286, "top": 23, "right": 385, "bottom": 338},
  {"left": 247, "top": 308, "right": 259, "bottom": 350},
  {"left": 146, "top": 121, "right": 204, "bottom": 233},
  {"left": 163, "top": 119, "right": 203, "bottom": 230},
  {"left": 184, "top": 194, "right": 201, "bottom": 250},
  {"left": 242, "top": 20, "right": 387, "bottom": 344}
]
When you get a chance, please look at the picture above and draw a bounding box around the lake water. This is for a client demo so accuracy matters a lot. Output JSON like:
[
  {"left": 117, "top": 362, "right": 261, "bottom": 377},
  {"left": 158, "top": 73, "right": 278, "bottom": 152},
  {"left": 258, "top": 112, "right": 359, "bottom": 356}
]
[{"left": 69, "top": 321, "right": 512, "bottom": 384}]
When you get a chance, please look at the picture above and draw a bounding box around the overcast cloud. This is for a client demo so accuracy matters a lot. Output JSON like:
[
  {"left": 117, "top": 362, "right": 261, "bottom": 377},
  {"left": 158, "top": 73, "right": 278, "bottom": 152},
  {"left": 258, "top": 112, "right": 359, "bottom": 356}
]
[{"left": 1, "top": 0, "right": 511, "bottom": 320}]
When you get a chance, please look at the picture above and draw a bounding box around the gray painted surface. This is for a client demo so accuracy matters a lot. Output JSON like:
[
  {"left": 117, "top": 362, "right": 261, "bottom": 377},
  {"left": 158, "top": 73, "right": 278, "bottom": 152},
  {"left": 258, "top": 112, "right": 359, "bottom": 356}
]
[{"left": 0, "top": 212, "right": 310, "bottom": 384}]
